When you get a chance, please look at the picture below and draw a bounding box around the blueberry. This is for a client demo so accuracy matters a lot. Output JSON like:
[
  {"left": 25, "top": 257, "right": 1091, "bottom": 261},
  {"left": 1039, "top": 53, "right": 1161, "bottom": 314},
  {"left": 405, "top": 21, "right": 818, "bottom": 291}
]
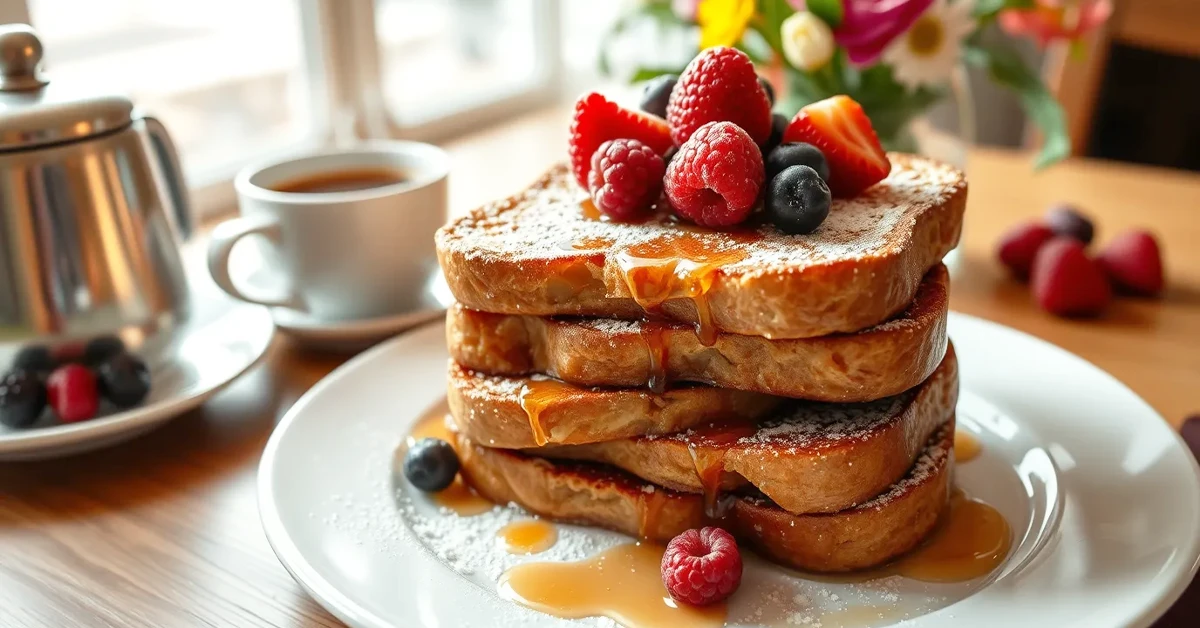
[
  {"left": 97, "top": 353, "right": 150, "bottom": 408},
  {"left": 1045, "top": 205, "right": 1094, "bottom": 245},
  {"left": 0, "top": 370, "right": 47, "bottom": 428},
  {"left": 767, "top": 165, "right": 831, "bottom": 235},
  {"left": 404, "top": 438, "right": 461, "bottom": 492},
  {"left": 759, "top": 77, "right": 776, "bottom": 105},
  {"left": 766, "top": 142, "right": 830, "bottom": 182},
  {"left": 12, "top": 345, "right": 54, "bottom": 374},
  {"left": 763, "top": 113, "right": 788, "bottom": 155},
  {"left": 85, "top": 335, "right": 126, "bottom": 366},
  {"left": 640, "top": 74, "right": 678, "bottom": 119}
]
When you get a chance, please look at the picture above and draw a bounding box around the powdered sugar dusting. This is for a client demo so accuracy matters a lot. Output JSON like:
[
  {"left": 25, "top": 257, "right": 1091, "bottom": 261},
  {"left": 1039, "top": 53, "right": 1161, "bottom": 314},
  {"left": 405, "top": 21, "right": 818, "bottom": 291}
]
[
  {"left": 437, "top": 156, "right": 965, "bottom": 273},
  {"left": 856, "top": 422, "right": 952, "bottom": 510}
]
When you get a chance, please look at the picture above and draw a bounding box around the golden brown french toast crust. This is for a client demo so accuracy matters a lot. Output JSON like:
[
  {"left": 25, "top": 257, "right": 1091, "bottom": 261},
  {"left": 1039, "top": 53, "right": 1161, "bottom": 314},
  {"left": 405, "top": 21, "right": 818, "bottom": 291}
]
[
  {"left": 532, "top": 343, "right": 957, "bottom": 515},
  {"left": 448, "top": 264, "right": 949, "bottom": 401},
  {"left": 436, "top": 153, "right": 966, "bottom": 339},
  {"left": 456, "top": 420, "right": 954, "bottom": 573},
  {"left": 445, "top": 361, "right": 784, "bottom": 449}
]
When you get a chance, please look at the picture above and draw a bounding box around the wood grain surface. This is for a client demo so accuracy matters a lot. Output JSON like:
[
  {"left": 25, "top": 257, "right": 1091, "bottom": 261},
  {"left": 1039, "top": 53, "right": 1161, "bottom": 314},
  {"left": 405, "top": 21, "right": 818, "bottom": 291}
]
[{"left": 1, "top": 107, "right": 1198, "bottom": 627}]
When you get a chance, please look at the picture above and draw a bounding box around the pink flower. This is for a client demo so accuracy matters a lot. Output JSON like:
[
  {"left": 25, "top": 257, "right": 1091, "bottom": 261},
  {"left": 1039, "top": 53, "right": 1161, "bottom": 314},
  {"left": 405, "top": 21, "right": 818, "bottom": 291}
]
[
  {"left": 834, "top": 0, "right": 936, "bottom": 66},
  {"left": 998, "top": 0, "right": 1112, "bottom": 47},
  {"left": 673, "top": 0, "right": 701, "bottom": 21}
]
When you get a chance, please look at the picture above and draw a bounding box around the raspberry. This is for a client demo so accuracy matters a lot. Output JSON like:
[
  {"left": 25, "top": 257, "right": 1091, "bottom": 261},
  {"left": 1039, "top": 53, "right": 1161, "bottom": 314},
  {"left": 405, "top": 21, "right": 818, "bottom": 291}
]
[
  {"left": 664, "top": 121, "right": 764, "bottom": 227},
  {"left": 587, "top": 139, "right": 665, "bottom": 221},
  {"left": 660, "top": 527, "right": 742, "bottom": 606},
  {"left": 996, "top": 221, "right": 1056, "bottom": 281},
  {"left": 1031, "top": 237, "right": 1112, "bottom": 317},
  {"left": 1098, "top": 230, "right": 1165, "bottom": 296},
  {"left": 667, "top": 47, "right": 772, "bottom": 146}
]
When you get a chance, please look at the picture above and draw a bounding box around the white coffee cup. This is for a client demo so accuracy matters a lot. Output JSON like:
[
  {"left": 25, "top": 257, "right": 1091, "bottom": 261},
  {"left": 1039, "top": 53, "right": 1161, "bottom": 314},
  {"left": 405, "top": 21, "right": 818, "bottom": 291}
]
[{"left": 207, "top": 140, "right": 449, "bottom": 323}]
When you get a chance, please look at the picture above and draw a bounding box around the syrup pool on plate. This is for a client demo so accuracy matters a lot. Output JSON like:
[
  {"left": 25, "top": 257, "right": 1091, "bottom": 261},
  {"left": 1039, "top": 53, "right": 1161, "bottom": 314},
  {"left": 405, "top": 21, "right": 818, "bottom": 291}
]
[
  {"left": 954, "top": 428, "right": 983, "bottom": 462},
  {"left": 497, "top": 519, "right": 558, "bottom": 555},
  {"left": 498, "top": 542, "right": 726, "bottom": 628},
  {"left": 405, "top": 399, "right": 493, "bottom": 516}
]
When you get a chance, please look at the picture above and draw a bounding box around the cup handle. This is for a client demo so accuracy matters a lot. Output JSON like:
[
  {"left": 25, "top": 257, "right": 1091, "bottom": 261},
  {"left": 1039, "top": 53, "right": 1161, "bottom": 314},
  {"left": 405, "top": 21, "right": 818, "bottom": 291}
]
[{"left": 206, "top": 215, "right": 302, "bottom": 309}]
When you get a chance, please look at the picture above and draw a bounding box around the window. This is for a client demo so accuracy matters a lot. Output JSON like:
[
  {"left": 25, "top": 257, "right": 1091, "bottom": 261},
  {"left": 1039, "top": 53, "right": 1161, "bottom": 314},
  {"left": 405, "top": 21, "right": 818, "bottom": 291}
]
[{"left": 11, "top": 0, "right": 569, "bottom": 217}]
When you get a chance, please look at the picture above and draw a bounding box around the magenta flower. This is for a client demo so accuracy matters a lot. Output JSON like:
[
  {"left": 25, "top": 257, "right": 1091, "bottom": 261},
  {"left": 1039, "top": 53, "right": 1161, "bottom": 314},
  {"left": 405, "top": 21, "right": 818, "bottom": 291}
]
[
  {"left": 673, "top": 0, "right": 701, "bottom": 21},
  {"left": 834, "top": 0, "right": 936, "bottom": 66}
]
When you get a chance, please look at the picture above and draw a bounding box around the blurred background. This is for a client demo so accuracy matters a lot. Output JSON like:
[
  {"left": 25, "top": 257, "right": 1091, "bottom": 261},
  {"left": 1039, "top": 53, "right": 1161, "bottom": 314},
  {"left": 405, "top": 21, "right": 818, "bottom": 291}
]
[{"left": 12, "top": 0, "right": 1199, "bottom": 221}]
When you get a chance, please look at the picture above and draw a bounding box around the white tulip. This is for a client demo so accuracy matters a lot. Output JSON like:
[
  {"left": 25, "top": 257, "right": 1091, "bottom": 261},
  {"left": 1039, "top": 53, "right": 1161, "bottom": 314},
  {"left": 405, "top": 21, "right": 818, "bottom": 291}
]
[{"left": 781, "top": 12, "right": 835, "bottom": 72}]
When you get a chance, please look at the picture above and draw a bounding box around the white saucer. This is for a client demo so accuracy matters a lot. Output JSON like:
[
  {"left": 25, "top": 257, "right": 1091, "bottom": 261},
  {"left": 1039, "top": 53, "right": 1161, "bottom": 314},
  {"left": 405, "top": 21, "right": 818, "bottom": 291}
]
[
  {"left": 258, "top": 314, "right": 1200, "bottom": 628},
  {"left": 0, "top": 301, "right": 274, "bottom": 461},
  {"left": 269, "top": 272, "right": 451, "bottom": 352}
]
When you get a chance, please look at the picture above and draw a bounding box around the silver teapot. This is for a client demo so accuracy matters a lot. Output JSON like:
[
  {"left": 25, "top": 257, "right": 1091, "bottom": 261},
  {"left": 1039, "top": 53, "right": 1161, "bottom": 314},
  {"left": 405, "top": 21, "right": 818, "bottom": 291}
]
[{"left": 0, "top": 25, "right": 192, "bottom": 360}]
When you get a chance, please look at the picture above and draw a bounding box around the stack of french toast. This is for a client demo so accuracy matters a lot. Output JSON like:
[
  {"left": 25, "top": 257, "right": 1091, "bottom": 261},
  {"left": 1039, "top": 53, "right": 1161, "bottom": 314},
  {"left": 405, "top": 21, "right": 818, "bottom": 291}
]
[{"left": 433, "top": 149, "right": 967, "bottom": 572}]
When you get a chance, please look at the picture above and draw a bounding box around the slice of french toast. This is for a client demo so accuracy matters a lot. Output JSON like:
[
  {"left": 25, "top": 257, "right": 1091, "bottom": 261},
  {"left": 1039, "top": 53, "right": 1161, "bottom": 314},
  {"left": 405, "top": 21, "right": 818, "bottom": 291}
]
[
  {"left": 436, "top": 154, "right": 965, "bottom": 340},
  {"left": 446, "top": 361, "right": 783, "bottom": 449},
  {"left": 456, "top": 419, "right": 954, "bottom": 573},
  {"left": 448, "top": 264, "right": 948, "bottom": 401},
  {"left": 533, "top": 343, "right": 956, "bottom": 515}
]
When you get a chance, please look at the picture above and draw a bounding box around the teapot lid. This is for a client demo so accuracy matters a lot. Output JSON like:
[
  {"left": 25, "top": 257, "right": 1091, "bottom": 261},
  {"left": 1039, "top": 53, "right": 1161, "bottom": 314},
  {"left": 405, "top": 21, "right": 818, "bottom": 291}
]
[{"left": 0, "top": 24, "right": 133, "bottom": 150}]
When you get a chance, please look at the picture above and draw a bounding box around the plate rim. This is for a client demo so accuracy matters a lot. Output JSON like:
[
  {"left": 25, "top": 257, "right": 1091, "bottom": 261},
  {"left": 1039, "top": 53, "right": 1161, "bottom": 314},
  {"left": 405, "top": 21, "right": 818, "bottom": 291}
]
[{"left": 258, "top": 313, "right": 1200, "bottom": 628}]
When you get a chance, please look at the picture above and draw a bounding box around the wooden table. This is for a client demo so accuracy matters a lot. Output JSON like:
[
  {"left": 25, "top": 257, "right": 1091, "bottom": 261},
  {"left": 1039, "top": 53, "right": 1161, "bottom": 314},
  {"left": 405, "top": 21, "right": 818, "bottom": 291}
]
[{"left": 2, "top": 108, "right": 1198, "bottom": 627}]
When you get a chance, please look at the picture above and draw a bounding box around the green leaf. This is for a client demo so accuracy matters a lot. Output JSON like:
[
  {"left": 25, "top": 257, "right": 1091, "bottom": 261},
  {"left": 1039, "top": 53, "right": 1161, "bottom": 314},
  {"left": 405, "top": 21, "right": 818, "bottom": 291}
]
[
  {"left": 965, "top": 42, "right": 1070, "bottom": 168},
  {"left": 737, "top": 27, "right": 774, "bottom": 64},
  {"left": 806, "top": 0, "right": 844, "bottom": 28},
  {"left": 758, "top": 0, "right": 795, "bottom": 52},
  {"left": 629, "top": 66, "right": 687, "bottom": 84}
]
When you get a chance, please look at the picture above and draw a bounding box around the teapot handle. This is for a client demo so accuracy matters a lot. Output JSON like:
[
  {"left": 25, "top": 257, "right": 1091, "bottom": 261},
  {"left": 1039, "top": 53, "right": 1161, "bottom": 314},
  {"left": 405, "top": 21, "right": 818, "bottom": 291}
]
[{"left": 137, "top": 114, "right": 193, "bottom": 240}]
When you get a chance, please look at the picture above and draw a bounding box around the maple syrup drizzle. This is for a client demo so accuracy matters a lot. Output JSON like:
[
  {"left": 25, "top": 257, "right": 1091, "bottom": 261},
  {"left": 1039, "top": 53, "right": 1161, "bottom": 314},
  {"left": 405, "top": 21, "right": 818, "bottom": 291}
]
[
  {"left": 614, "top": 237, "right": 747, "bottom": 348},
  {"left": 497, "top": 519, "right": 558, "bottom": 555},
  {"left": 685, "top": 422, "right": 757, "bottom": 518},
  {"left": 498, "top": 543, "right": 726, "bottom": 628},
  {"left": 640, "top": 323, "right": 670, "bottom": 393},
  {"left": 635, "top": 488, "right": 671, "bottom": 540},
  {"left": 406, "top": 399, "right": 494, "bottom": 516},
  {"left": 517, "top": 378, "right": 579, "bottom": 447},
  {"left": 953, "top": 429, "right": 983, "bottom": 462}
]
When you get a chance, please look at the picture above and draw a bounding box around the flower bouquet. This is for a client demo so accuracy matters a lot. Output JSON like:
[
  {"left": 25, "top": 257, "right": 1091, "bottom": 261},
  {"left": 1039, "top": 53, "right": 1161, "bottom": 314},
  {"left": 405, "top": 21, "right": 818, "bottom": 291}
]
[{"left": 600, "top": 0, "right": 1111, "bottom": 168}]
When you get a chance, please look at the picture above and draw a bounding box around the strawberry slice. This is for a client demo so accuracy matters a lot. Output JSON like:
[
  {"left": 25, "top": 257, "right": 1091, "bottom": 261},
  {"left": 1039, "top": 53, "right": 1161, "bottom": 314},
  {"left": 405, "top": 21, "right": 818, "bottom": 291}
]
[
  {"left": 568, "top": 92, "right": 674, "bottom": 189},
  {"left": 782, "top": 96, "right": 892, "bottom": 198}
]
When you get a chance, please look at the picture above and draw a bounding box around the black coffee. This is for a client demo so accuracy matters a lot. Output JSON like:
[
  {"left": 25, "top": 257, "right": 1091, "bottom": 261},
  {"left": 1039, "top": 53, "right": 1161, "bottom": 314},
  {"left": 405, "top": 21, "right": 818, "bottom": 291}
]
[{"left": 271, "top": 168, "right": 408, "bottom": 194}]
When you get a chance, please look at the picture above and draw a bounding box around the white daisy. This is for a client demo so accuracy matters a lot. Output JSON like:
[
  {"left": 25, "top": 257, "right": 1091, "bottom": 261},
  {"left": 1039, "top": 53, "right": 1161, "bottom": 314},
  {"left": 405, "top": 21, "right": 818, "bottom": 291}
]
[{"left": 883, "top": 0, "right": 977, "bottom": 89}]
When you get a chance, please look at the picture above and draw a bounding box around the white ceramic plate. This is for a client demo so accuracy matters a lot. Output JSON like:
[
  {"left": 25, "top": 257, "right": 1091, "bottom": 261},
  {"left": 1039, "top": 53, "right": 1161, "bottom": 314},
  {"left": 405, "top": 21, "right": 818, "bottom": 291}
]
[
  {"left": 259, "top": 314, "right": 1200, "bottom": 628},
  {"left": 0, "top": 301, "right": 274, "bottom": 461}
]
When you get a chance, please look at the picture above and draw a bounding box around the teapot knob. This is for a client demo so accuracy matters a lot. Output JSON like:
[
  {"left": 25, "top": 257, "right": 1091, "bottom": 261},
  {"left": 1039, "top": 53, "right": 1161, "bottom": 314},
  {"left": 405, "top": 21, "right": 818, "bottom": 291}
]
[{"left": 0, "top": 24, "right": 48, "bottom": 92}]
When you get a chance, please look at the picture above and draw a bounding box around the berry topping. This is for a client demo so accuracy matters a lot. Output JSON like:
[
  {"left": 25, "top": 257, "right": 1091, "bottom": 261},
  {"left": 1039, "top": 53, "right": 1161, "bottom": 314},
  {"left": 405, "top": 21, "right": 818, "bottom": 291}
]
[
  {"left": 997, "top": 222, "right": 1056, "bottom": 280},
  {"left": 1045, "top": 205, "right": 1095, "bottom": 245},
  {"left": 568, "top": 92, "right": 673, "bottom": 189},
  {"left": 639, "top": 74, "right": 678, "bottom": 119},
  {"left": 660, "top": 527, "right": 743, "bottom": 606},
  {"left": 758, "top": 76, "right": 776, "bottom": 105},
  {"left": 1098, "top": 230, "right": 1164, "bottom": 297},
  {"left": 12, "top": 345, "right": 54, "bottom": 374},
  {"left": 1032, "top": 238, "right": 1112, "bottom": 317},
  {"left": 587, "top": 139, "right": 666, "bottom": 221},
  {"left": 85, "top": 334, "right": 126, "bottom": 367},
  {"left": 664, "top": 121, "right": 764, "bottom": 227},
  {"left": 98, "top": 353, "right": 151, "bottom": 408},
  {"left": 0, "top": 370, "right": 47, "bottom": 428},
  {"left": 667, "top": 47, "right": 772, "bottom": 146},
  {"left": 404, "top": 437, "right": 461, "bottom": 492},
  {"left": 47, "top": 364, "right": 100, "bottom": 423},
  {"left": 782, "top": 95, "right": 891, "bottom": 197},
  {"left": 763, "top": 113, "right": 789, "bottom": 155},
  {"left": 766, "top": 165, "right": 832, "bottom": 235},
  {"left": 766, "top": 142, "right": 830, "bottom": 182}
]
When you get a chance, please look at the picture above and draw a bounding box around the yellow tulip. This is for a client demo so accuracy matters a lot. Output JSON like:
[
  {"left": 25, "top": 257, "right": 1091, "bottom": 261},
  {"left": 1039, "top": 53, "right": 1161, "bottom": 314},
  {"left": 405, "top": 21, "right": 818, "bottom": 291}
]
[{"left": 697, "top": 0, "right": 756, "bottom": 49}]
